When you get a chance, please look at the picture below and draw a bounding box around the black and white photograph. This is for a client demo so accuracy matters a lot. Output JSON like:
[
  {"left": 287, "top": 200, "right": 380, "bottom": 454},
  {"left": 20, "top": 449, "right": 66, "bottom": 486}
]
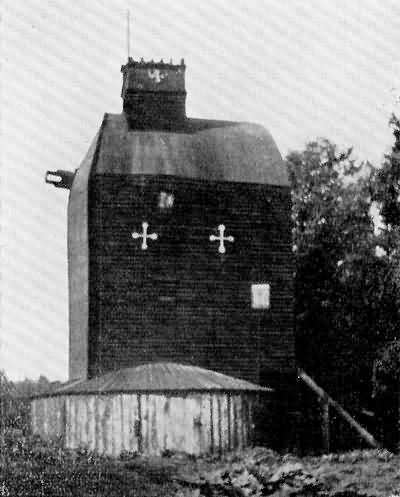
[{"left": 1, "top": 1, "right": 400, "bottom": 495}]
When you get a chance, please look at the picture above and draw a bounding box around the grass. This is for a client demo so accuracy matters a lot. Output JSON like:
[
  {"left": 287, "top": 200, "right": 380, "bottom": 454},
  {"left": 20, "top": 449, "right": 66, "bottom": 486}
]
[
  {"left": 0, "top": 432, "right": 177, "bottom": 497},
  {"left": 1, "top": 431, "right": 400, "bottom": 496}
]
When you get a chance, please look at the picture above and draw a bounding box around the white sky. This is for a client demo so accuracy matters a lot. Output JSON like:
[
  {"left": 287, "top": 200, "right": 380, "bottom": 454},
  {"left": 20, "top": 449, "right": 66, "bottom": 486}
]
[{"left": 1, "top": 0, "right": 400, "bottom": 381}]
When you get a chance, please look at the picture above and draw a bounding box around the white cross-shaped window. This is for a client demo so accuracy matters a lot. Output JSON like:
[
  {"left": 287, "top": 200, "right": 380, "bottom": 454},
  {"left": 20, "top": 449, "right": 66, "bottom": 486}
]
[
  {"left": 131, "top": 222, "right": 158, "bottom": 250},
  {"left": 209, "top": 224, "right": 234, "bottom": 254}
]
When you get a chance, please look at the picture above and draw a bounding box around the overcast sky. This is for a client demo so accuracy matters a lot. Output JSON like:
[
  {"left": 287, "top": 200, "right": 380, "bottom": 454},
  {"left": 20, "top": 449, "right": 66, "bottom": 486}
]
[{"left": 2, "top": 0, "right": 400, "bottom": 381}]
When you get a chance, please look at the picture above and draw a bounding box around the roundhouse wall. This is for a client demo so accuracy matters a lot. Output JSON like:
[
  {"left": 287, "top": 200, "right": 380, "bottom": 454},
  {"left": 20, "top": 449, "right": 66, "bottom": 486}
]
[
  {"left": 31, "top": 392, "right": 263, "bottom": 456},
  {"left": 31, "top": 396, "right": 66, "bottom": 441}
]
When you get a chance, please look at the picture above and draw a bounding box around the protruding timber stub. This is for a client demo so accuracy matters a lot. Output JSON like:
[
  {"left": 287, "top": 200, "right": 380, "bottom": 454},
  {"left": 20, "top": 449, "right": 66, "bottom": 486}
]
[{"left": 45, "top": 170, "right": 75, "bottom": 189}]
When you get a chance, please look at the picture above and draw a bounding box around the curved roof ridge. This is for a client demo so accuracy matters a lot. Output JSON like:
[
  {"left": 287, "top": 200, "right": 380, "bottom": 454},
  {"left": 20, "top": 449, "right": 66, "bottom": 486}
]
[{"left": 42, "top": 362, "right": 272, "bottom": 396}]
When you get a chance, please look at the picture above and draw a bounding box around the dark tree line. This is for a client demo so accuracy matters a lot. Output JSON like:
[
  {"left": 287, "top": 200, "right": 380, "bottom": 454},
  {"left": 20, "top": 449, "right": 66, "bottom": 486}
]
[
  {"left": 287, "top": 116, "right": 400, "bottom": 448},
  {"left": 0, "top": 372, "right": 56, "bottom": 432}
]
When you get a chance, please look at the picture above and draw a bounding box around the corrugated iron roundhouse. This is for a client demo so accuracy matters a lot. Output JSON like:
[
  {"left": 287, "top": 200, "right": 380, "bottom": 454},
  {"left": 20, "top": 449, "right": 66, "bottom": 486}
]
[{"left": 34, "top": 58, "right": 296, "bottom": 455}]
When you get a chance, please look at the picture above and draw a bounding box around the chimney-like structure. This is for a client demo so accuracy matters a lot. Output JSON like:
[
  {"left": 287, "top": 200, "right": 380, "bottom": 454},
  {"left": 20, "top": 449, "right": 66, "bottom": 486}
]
[{"left": 121, "top": 57, "right": 186, "bottom": 128}]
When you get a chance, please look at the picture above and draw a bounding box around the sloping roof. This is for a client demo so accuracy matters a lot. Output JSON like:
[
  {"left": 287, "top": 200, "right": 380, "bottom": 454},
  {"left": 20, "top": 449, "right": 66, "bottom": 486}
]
[
  {"left": 45, "top": 363, "right": 272, "bottom": 396},
  {"left": 91, "top": 113, "right": 288, "bottom": 186}
]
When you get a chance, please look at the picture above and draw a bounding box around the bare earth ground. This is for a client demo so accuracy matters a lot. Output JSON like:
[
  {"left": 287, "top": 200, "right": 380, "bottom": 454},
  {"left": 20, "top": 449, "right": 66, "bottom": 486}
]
[{"left": 1, "top": 433, "right": 399, "bottom": 497}]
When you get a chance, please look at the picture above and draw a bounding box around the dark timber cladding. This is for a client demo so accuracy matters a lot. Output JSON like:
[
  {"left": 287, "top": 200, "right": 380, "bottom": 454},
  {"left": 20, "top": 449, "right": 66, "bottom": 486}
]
[{"left": 67, "top": 59, "right": 295, "bottom": 384}]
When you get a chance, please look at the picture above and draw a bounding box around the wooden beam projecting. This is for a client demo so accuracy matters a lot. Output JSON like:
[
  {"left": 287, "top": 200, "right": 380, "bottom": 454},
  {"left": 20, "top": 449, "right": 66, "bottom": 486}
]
[{"left": 298, "top": 369, "right": 380, "bottom": 449}]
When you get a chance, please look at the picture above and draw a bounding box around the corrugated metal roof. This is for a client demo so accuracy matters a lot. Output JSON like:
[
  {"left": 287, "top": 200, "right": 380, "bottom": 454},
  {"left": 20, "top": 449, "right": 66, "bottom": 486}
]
[
  {"left": 47, "top": 363, "right": 272, "bottom": 396},
  {"left": 92, "top": 113, "right": 288, "bottom": 186}
]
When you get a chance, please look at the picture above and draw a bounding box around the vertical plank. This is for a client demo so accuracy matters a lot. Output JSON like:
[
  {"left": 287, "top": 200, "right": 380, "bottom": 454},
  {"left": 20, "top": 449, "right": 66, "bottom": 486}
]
[
  {"left": 227, "top": 394, "right": 232, "bottom": 451},
  {"left": 73, "top": 398, "right": 80, "bottom": 447},
  {"left": 150, "top": 395, "right": 157, "bottom": 455},
  {"left": 56, "top": 397, "right": 63, "bottom": 438},
  {"left": 48, "top": 398, "right": 55, "bottom": 437},
  {"left": 126, "top": 394, "right": 137, "bottom": 453},
  {"left": 70, "top": 397, "right": 77, "bottom": 449},
  {"left": 141, "top": 394, "right": 149, "bottom": 454},
  {"left": 195, "top": 394, "right": 207, "bottom": 455},
  {"left": 163, "top": 396, "right": 171, "bottom": 453},
  {"left": 76, "top": 396, "right": 82, "bottom": 449},
  {"left": 136, "top": 394, "right": 142, "bottom": 453},
  {"left": 93, "top": 396, "right": 98, "bottom": 453},
  {"left": 47, "top": 398, "right": 53, "bottom": 436},
  {"left": 65, "top": 397, "right": 71, "bottom": 448},
  {"left": 69, "top": 397, "right": 77, "bottom": 449},
  {"left": 220, "top": 395, "right": 229, "bottom": 452},
  {"left": 172, "top": 396, "right": 186, "bottom": 453},
  {"left": 169, "top": 397, "right": 178, "bottom": 452},
  {"left": 231, "top": 395, "right": 239, "bottom": 450},
  {"left": 58, "top": 397, "right": 63, "bottom": 437},
  {"left": 179, "top": 396, "right": 187, "bottom": 452},
  {"left": 54, "top": 398, "right": 60, "bottom": 438},
  {"left": 239, "top": 396, "right": 244, "bottom": 448},
  {"left": 248, "top": 398, "right": 253, "bottom": 444},
  {"left": 93, "top": 396, "right": 100, "bottom": 453},
  {"left": 43, "top": 399, "right": 50, "bottom": 437},
  {"left": 162, "top": 395, "right": 169, "bottom": 454},
  {"left": 42, "top": 399, "right": 48, "bottom": 437},
  {"left": 209, "top": 395, "right": 214, "bottom": 454},
  {"left": 70, "top": 396, "right": 76, "bottom": 449},
  {"left": 96, "top": 395, "right": 105, "bottom": 455},
  {"left": 212, "top": 394, "right": 220, "bottom": 454},
  {"left": 109, "top": 396, "right": 114, "bottom": 456},
  {"left": 186, "top": 396, "right": 196, "bottom": 455},
  {"left": 102, "top": 396, "right": 113, "bottom": 456},
  {"left": 154, "top": 395, "right": 165, "bottom": 455},
  {"left": 121, "top": 394, "right": 129, "bottom": 453},
  {"left": 80, "top": 397, "right": 88, "bottom": 448},
  {"left": 112, "top": 395, "right": 122, "bottom": 456},
  {"left": 53, "top": 398, "right": 60, "bottom": 437},
  {"left": 86, "top": 396, "right": 95, "bottom": 452},
  {"left": 182, "top": 396, "right": 191, "bottom": 453}
]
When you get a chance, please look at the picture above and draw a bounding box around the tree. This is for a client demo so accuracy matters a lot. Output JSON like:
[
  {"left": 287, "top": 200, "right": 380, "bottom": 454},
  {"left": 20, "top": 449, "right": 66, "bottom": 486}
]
[
  {"left": 373, "top": 114, "right": 400, "bottom": 231},
  {"left": 0, "top": 371, "right": 53, "bottom": 433},
  {"left": 370, "top": 115, "right": 400, "bottom": 369},
  {"left": 367, "top": 115, "right": 400, "bottom": 449},
  {"left": 287, "top": 139, "right": 389, "bottom": 408}
]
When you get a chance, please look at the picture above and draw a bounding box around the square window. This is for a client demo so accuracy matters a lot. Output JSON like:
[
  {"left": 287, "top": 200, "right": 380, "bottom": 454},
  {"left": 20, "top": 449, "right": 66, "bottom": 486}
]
[
  {"left": 158, "top": 191, "right": 174, "bottom": 209},
  {"left": 251, "top": 283, "right": 270, "bottom": 309}
]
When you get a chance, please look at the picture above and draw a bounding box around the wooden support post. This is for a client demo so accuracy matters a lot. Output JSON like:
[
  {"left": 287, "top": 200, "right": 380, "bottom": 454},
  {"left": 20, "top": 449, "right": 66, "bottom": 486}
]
[
  {"left": 298, "top": 369, "right": 380, "bottom": 449},
  {"left": 321, "top": 397, "right": 330, "bottom": 453}
]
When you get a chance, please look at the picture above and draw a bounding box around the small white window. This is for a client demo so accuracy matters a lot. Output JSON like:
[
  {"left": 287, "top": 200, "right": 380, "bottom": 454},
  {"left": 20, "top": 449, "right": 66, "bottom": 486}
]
[
  {"left": 251, "top": 284, "right": 270, "bottom": 309},
  {"left": 158, "top": 191, "right": 174, "bottom": 209}
]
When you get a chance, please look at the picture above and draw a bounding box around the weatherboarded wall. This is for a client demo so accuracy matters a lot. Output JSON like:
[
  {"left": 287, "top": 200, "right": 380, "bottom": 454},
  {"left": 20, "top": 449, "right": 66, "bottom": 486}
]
[
  {"left": 31, "top": 392, "right": 259, "bottom": 456},
  {"left": 88, "top": 175, "right": 294, "bottom": 384},
  {"left": 31, "top": 396, "right": 66, "bottom": 440}
]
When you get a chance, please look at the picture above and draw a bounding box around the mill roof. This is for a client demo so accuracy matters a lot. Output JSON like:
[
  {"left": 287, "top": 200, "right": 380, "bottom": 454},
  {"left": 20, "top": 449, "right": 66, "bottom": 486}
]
[
  {"left": 89, "top": 113, "right": 288, "bottom": 186},
  {"left": 40, "top": 363, "right": 272, "bottom": 397}
]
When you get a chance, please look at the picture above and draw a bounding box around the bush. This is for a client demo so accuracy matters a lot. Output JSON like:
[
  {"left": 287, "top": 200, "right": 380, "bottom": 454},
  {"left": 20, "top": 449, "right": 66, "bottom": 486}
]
[{"left": 0, "top": 370, "right": 57, "bottom": 433}]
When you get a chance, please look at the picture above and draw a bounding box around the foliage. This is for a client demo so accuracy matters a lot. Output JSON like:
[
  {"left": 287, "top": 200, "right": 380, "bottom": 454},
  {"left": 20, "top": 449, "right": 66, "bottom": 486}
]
[
  {"left": 368, "top": 115, "right": 400, "bottom": 390},
  {"left": 176, "top": 446, "right": 400, "bottom": 497},
  {"left": 0, "top": 371, "right": 55, "bottom": 433},
  {"left": 372, "top": 114, "right": 400, "bottom": 231},
  {"left": 286, "top": 139, "right": 396, "bottom": 406},
  {"left": 1, "top": 434, "right": 399, "bottom": 497}
]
